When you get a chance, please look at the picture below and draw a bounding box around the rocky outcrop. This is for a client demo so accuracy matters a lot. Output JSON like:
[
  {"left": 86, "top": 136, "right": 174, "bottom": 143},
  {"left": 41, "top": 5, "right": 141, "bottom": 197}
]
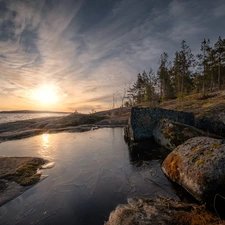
[
  {"left": 125, "top": 107, "right": 194, "bottom": 142},
  {"left": 153, "top": 119, "right": 220, "bottom": 151},
  {"left": 104, "top": 197, "right": 223, "bottom": 225},
  {"left": 162, "top": 137, "right": 225, "bottom": 205},
  {"left": 195, "top": 116, "right": 225, "bottom": 137}
]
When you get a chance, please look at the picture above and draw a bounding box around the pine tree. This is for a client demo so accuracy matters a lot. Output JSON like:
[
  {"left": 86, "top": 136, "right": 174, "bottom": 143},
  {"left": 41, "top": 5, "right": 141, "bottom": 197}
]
[
  {"left": 214, "top": 36, "right": 225, "bottom": 90},
  {"left": 157, "top": 52, "right": 172, "bottom": 99},
  {"left": 196, "top": 39, "right": 211, "bottom": 94},
  {"left": 179, "top": 40, "right": 195, "bottom": 95}
]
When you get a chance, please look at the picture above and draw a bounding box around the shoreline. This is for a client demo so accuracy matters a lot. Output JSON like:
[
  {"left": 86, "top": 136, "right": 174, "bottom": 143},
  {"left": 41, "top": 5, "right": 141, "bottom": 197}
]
[{"left": 0, "top": 111, "right": 129, "bottom": 143}]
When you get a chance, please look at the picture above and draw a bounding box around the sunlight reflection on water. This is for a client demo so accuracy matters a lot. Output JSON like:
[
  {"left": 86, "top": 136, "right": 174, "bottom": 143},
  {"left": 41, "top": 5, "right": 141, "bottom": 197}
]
[{"left": 40, "top": 133, "right": 52, "bottom": 159}]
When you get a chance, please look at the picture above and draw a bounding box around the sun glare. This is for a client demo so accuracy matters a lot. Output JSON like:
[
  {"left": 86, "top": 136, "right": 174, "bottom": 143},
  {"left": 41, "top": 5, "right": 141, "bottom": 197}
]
[{"left": 32, "top": 85, "right": 59, "bottom": 104}]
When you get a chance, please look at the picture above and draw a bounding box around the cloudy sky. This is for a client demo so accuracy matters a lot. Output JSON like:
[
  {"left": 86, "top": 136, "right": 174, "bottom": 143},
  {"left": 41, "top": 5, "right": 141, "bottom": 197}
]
[{"left": 0, "top": 0, "right": 225, "bottom": 112}]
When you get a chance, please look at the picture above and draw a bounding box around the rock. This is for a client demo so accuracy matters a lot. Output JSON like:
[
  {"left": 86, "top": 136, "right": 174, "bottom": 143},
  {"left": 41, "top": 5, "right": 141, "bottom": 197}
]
[
  {"left": 162, "top": 137, "right": 225, "bottom": 204},
  {"left": 153, "top": 119, "right": 220, "bottom": 151},
  {"left": 104, "top": 197, "right": 223, "bottom": 225},
  {"left": 195, "top": 116, "right": 225, "bottom": 137},
  {"left": 0, "top": 156, "right": 49, "bottom": 207},
  {"left": 125, "top": 107, "right": 194, "bottom": 142}
]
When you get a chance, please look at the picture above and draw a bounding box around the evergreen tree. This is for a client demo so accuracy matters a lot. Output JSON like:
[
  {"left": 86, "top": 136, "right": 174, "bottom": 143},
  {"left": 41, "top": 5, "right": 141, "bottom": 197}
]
[
  {"left": 157, "top": 52, "right": 168, "bottom": 98},
  {"left": 179, "top": 40, "right": 195, "bottom": 95},
  {"left": 145, "top": 68, "right": 156, "bottom": 104},
  {"left": 172, "top": 51, "right": 182, "bottom": 95},
  {"left": 206, "top": 45, "right": 217, "bottom": 92},
  {"left": 214, "top": 36, "right": 225, "bottom": 90},
  {"left": 157, "top": 52, "right": 174, "bottom": 99},
  {"left": 196, "top": 39, "right": 211, "bottom": 94}
]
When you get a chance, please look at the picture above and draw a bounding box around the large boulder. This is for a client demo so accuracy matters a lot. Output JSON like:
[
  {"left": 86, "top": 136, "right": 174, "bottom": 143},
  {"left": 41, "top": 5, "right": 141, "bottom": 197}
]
[
  {"left": 104, "top": 197, "right": 223, "bottom": 225},
  {"left": 125, "top": 107, "right": 194, "bottom": 142},
  {"left": 162, "top": 137, "right": 225, "bottom": 204},
  {"left": 153, "top": 119, "right": 220, "bottom": 151}
]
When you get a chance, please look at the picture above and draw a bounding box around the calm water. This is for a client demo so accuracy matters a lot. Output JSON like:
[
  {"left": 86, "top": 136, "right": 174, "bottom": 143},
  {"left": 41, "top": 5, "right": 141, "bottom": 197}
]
[
  {"left": 0, "top": 113, "right": 69, "bottom": 124},
  {"left": 0, "top": 128, "right": 179, "bottom": 225}
]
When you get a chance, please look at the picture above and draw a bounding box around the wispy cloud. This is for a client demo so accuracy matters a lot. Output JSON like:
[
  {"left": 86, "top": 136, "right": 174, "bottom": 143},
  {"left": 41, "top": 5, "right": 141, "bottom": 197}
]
[{"left": 0, "top": 0, "right": 225, "bottom": 112}]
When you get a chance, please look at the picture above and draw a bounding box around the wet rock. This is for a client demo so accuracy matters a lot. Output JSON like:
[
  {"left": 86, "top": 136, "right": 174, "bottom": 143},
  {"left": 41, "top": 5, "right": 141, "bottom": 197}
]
[
  {"left": 0, "top": 157, "right": 47, "bottom": 186},
  {"left": 0, "top": 157, "right": 49, "bottom": 207},
  {"left": 125, "top": 107, "right": 194, "bottom": 142},
  {"left": 153, "top": 119, "right": 220, "bottom": 151},
  {"left": 162, "top": 137, "right": 225, "bottom": 204},
  {"left": 104, "top": 197, "right": 223, "bottom": 225}
]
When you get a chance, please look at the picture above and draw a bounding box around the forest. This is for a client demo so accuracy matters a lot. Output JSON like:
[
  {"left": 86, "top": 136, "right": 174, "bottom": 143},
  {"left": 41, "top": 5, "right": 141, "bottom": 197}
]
[{"left": 123, "top": 36, "right": 225, "bottom": 107}]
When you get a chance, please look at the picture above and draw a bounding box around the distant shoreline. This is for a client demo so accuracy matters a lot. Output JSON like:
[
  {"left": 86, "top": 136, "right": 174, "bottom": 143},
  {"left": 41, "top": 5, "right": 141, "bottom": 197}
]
[{"left": 0, "top": 110, "right": 71, "bottom": 114}]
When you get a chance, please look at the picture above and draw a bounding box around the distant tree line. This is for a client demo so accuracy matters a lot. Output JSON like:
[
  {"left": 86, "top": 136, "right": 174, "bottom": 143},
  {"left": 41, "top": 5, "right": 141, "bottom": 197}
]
[{"left": 124, "top": 36, "right": 225, "bottom": 107}]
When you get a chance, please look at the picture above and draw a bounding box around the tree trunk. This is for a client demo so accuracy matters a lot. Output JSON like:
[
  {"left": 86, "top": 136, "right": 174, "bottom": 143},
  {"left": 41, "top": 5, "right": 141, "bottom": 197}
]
[{"left": 218, "top": 61, "right": 221, "bottom": 90}]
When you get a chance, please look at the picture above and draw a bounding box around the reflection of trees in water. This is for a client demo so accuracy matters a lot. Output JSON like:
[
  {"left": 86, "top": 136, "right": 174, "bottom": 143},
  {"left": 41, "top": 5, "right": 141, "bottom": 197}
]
[{"left": 126, "top": 139, "right": 171, "bottom": 166}]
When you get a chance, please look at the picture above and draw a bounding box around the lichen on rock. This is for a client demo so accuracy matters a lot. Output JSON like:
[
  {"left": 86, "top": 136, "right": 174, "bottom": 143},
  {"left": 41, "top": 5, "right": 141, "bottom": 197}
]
[
  {"left": 162, "top": 137, "right": 225, "bottom": 205},
  {"left": 153, "top": 119, "right": 221, "bottom": 151},
  {"left": 104, "top": 197, "right": 224, "bottom": 225}
]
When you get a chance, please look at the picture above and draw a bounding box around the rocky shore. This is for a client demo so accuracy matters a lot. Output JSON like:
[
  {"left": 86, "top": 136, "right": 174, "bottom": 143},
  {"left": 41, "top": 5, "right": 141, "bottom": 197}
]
[
  {"left": 1, "top": 103, "right": 225, "bottom": 224},
  {"left": 105, "top": 106, "right": 225, "bottom": 224},
  {"left": 0, "top": 108, "right": 130, "bottom": 207},
  {"left": 0, "top": 108, "right": 130, "bottom": 143}
]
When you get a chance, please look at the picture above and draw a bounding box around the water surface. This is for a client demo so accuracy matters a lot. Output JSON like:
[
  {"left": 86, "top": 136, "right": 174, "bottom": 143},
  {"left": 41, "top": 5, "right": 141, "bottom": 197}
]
[
  {"left": 0, "top": 128, "right": 178, "bottom": 225},
  {"left": 0, "top": 113, "right": 69, "bottom": 124}
]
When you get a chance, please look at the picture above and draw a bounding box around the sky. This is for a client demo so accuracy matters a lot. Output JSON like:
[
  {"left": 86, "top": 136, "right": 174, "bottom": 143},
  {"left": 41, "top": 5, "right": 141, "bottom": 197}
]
[{"left": 0, "top": 0, "right": 225, "bottom": 113}]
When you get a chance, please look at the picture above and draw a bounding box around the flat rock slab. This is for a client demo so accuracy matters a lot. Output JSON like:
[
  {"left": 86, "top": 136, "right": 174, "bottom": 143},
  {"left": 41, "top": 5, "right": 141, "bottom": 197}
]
[
  {"left": 162, "top": 137, "right": 225, "bottom": 204},
  {"left": 0, "top": 156, "right": 47, "bottom": 207},
  {"left": 104, "top": 197, "right": 224, "bottom": 225}
]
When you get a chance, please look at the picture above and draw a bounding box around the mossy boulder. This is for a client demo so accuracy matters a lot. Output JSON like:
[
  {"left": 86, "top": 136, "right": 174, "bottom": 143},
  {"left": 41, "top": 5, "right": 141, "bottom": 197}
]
[
  {"left": 162, "top": 137, "right": 225, "bottom": 205},
  {"left": 153, "top": 119, "right": 219, "bottom": 151},
  {"left": 104, "top": 197, "right": 223, "bottom": 225}
]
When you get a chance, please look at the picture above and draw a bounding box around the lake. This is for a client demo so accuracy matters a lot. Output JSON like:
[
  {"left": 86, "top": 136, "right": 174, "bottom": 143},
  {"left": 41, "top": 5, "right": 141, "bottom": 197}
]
[
  {"left": 0, "top": 128, "right": 179, "bottom": 225},
  {"left": 0, "top": 113, "right": 69, "bottom": 124}
]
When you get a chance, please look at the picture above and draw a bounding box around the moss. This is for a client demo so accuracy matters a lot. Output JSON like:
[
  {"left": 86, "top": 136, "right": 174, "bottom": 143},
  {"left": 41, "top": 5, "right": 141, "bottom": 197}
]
[
  {"left": 210, "top": 143, "right": 221, "bottom": 149},
  {"left": 204, "top": 150, "right": 214, "bottom": 157},
  {"left": 192, "top": 147, "right": 202, "bottom": 152},
  {"left": 1, "top": 158, "right": 45, "bottom": 186},
  {"left": 195, "top": 159, "right": 205, "bottom": 167}
]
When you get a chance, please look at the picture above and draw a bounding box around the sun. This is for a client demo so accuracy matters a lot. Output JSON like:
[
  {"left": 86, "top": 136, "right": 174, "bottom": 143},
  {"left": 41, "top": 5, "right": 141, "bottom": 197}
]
[{"left": 32, "top": 85, "right": 59, "bottom": 104}]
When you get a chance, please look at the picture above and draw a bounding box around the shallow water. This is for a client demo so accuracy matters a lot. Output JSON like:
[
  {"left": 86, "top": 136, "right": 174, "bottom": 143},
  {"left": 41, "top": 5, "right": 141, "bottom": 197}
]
[{"left": 0, "top": 128, "right": 179, "bottom": 225}]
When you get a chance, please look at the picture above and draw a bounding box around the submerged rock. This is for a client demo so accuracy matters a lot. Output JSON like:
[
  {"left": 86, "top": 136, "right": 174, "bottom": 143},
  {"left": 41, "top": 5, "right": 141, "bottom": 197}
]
[
  {"left": 153, "top": 119, "right": 220, "bottom": 151},
  {"left": 162, "top": 137, "right": 225, "bottom": 204},
  {"left": 104, "top": 197, "right": 223, "bottom": 225}
]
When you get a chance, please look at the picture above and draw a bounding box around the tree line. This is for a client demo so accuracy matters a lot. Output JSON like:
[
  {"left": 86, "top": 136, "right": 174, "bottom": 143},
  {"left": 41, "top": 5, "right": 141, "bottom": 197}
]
[{"left": 124, "top": 36, "right": 225, "bottom": 106}]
